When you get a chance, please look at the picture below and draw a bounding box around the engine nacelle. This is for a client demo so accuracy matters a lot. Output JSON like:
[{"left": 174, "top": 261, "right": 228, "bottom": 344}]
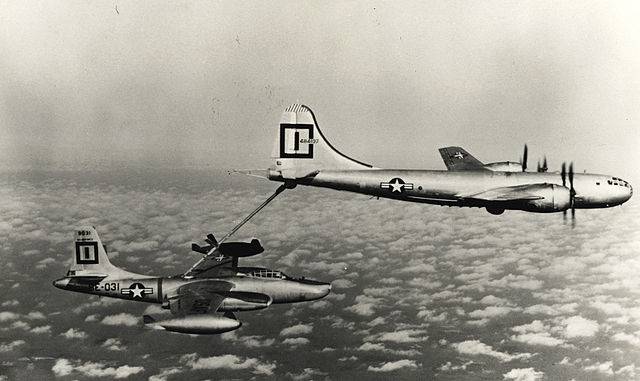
[
  {"left": 483, "top": 161, "right": 523, "bottom": 172},
  {"left": 143, "top": 314, "right": 241, "bottom": 334},
  {"left": 218, "top": 291, "right": 272, "bottom": 312},
  {"left": 523, "top": 184, "right": 571, "bottom": 212}
]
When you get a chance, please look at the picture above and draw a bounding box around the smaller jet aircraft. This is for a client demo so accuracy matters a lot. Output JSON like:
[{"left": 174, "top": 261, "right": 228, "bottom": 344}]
[{"left": 53, "top": 227, "right": 331, "bottom": 334}]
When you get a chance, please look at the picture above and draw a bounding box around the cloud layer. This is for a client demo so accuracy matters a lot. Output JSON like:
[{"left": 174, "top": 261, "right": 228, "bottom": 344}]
[{"left": 0, "top": 169, "right": 638, "bottom": 379}]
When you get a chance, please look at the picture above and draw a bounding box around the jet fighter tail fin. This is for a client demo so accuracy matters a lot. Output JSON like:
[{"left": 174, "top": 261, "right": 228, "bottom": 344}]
[
  {"left": 67, "top": 226, "right": 139, "bottom": 278},
  {"left": 270, "top": 104, "right": 373, "bottom": 180},
  {"left": 438, "top": 146, "right": 485, "bottom": 171}
]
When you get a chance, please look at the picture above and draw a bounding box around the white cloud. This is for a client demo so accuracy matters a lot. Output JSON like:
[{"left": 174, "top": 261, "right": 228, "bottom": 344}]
[
  {"left": 282, "top": 337, "right": 310, "bottom": 347},
  {"left": 180, "top": 353, "right": 276, "bottom": 375},
  {"left": 479, "top": 295, "right": 512, "bottom": 306},
  {"left": 0, "top": 340, "right": 25, "bottom": 352},
  {"left": 511, "top": 332, "right": 565, "bottom": 347},
  {"left": 51, "top": 358, "right": 144, "bottom": 378},
  {"left": 286, "top": 368, "right": 328, "bottom": 381},
  {"left": 523, "top": 303, "right": 578, "bottom": 316},
  {"left": 27, "top": 311, "right": 45, "bottom": 320},
  {"left": 563, "top": 316, "right": 599, "bottom": 338},
  {"left": 378, "top": 329, "right": 428, "bottom": 343},
  {"left": 510, "top": 320, "right": 565, "bottom": 346},
  {"left": 615, "top": 364, "right": 636, "bottom": 378},
  {"left": 584, "top": 361, "right": 613, "bottom": 375},
  {"left": 148, "top": 368, "right": 182, "bottom": 381},
  {"left": 221, "top": 331, "right": 275, "bottom": 348},
  {"left": 452, "top": 340, "right": 532, "bottom": 362},
  {"left": 469, "top": 306, "right": 521, "bottom": 319},
  {"left": 367, "top": 316, "right": 386, "bottom": 326},
  {"left": 331, "top": 279, "right": 355, "bottom": 289},
  {"left": 102, "top": 338, "right": 126, "bottom": 351},
  {"left": 345, "top": 295, "right": 380, "bottom": 316},
  {"left": 612, "top": 332, "right": 640, "bottom": 347},
  {"left": 438, "top": 361, "right": 474, "bottom": 371},
  {"left": 368, "top": 359, "right": 418, "bottom": 372},
  {"left": 101, "top": 313, "right": 138, "bottom": 327},
  {"left": 30, "top": 325, "right": 51, "bottom": 334},
  {"left": 0, "top": 311, "right": 19, "bottom": 322},
  {"left": 503, "top": 368, "right": 544, "bottom": 381},
  {"left": 61, "top": 328, "right": 88, "bottom": 340},
  {"left": 280, "top": 323, "right": 313, "bottom": 337},
  {"left": 357, "top": 342, "right": 420, "bottom": 357},
  {"left": 511, "top": 320, "right": 546, "bottom": 334}
]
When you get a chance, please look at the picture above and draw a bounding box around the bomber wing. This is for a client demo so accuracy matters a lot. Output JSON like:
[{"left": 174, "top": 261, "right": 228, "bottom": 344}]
[
  {"left": 439, "top": 146, "right": 486, "bottom": 171},
  {"left": 459, "top": 184, "right": 546, "bottom": 202}
]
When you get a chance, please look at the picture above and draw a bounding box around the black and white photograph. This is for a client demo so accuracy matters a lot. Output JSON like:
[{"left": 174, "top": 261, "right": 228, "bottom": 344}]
[{"left": 1, "top": 1, "right": 639, "bottom": 380}]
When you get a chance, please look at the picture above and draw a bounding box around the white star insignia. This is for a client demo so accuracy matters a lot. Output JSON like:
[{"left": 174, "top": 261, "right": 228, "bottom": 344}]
[
  {"left": 454, "top": 152, "right": 464, "bottom": 159},
  {"left": 389, "top": 179, "right": 404, "bottom": 193},
  {"left": 129, "top": 284, "right": 144, "bottom": 298}
]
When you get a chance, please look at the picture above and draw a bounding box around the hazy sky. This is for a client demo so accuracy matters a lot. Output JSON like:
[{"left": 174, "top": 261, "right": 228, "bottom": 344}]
[{"left": 1, "top": 1, "right": 639, "bottom": 180}]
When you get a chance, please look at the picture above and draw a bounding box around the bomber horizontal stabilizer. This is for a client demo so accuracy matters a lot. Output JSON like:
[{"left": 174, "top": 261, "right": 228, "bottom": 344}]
[{"left": 228, "top": 169, "right": 269, "bottom": 179}]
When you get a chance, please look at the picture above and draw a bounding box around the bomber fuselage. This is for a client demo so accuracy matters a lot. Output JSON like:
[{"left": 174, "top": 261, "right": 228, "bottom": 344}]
[{"left": 270, "top": 169, "right": 632, "bottom": 211}]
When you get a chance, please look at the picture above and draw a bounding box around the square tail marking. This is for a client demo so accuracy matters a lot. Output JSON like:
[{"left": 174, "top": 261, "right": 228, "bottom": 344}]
[
  {"left": 75, "top": 241, "right": 99, "bottom": 264},
  {"left": 279, "top": 124, "right": 314, "bottom": 158}
]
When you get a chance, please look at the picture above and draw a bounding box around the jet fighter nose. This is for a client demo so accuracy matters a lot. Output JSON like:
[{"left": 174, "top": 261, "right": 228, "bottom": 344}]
[
  {"left": 306, "top": 282, "right": 331, "bottom": 300},
  {"left": 318, "top": 283, "right": 331, "bottom": 298},
  {"left": 53, "top": 278, "right": 70, "bottom": 289}
]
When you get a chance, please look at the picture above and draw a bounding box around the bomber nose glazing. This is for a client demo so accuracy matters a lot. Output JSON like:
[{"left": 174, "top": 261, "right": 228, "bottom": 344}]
[{"left": 620, "top": 179, "right": 633, "bottom": 203}]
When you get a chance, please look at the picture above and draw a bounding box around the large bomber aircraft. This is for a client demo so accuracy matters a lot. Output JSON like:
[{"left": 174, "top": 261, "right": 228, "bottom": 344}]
[
  {"left": 53, "top": 227, "right": 331, "bottom": 335},
  {"left": 242, "top": 104, "right": 632, "bottom": 221}
]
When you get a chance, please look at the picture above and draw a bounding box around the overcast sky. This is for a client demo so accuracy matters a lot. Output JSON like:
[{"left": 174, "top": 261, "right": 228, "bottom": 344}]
[{"left": 1, "top": 1, "right": 639, "bottom": 180}]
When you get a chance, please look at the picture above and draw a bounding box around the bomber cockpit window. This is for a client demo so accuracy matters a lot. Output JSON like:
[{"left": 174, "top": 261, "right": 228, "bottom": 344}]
[
  {"left": 596, "top": 182, "right": 600, "bottom": 185},
  {"left": 608, "top": 180, "right": 612, "bottom": 185}
]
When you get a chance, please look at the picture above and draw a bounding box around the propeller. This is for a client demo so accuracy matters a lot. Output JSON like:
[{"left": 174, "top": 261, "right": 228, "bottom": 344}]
[
  {"left": 536, "top": 156, "right": 548, "bottom": 172},
  {"left": 521, "top": 144, "right": 528, "bottom": 172},
  {"left": 561, "top": 162, "right": 576, "bottom": 227}
]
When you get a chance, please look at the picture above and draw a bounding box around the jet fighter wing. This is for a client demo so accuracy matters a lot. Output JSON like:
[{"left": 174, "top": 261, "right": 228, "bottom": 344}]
[
  {"left": 169, "top": 280, "right": 234, "bottom": 316},
  {"left": 439, "top": 146, "right": 486, "bottom": 171},
  {"left": 459, "top": 184, "right": 546, "bottom": 202}
]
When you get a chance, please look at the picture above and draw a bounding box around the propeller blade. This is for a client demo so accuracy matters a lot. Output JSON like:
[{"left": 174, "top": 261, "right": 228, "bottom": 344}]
[
  {"left": 568, "top": 162, "right": 576, "bottom": 228},
  {"left": 537, "top": 160, "right": 541, "bottom": 172},
  {"left": 568, "top": 162, "right": 574, "bottom": 190},
  {"left": 561, "top": 163, "right": 566, "bottom": 187},
  {"left": 542, "top": 156, "right": 548, "bottom": 172},
  {"left": 522, "top": 144, "right": 528, "bottom": 172}
]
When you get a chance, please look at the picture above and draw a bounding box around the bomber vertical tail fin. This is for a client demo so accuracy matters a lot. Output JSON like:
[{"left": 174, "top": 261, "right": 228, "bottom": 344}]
[{"left": 270, "top": 104, "right": 373, "bottom": 180}]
